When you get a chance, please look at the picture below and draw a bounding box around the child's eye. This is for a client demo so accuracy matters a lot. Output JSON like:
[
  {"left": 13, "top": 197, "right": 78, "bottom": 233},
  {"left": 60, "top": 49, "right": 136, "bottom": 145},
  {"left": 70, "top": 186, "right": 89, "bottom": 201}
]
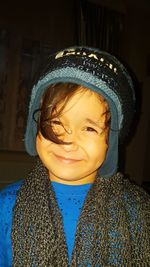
[
  {"left": 51, "top": 120, "right": 62, "bottom": 126},
  {"left": 85, "top": 127, "right": 98, "bottom": 133},
  {"left": 51, "top": 120, "right": 64, "bottom": 134}
]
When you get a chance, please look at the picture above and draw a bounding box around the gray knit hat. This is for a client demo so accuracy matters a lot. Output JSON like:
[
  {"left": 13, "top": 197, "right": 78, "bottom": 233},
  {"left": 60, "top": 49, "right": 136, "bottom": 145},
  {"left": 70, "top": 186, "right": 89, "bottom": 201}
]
[{"left": 25, "top": 46, "right": 135, "bottom": 177}]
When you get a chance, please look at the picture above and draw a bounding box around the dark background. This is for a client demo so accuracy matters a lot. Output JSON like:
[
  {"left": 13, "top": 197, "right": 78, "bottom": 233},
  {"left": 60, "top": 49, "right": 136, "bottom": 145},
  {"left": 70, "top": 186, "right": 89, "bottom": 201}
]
[{"left": 0, "top": 0, "right": 150, "bottom": 190}]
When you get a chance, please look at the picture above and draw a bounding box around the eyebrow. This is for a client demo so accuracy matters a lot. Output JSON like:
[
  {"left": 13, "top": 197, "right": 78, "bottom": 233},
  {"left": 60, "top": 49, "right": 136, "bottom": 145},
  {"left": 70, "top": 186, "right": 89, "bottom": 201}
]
[{"left": 84, "top": 118, "right": 104, "bottom": 128}]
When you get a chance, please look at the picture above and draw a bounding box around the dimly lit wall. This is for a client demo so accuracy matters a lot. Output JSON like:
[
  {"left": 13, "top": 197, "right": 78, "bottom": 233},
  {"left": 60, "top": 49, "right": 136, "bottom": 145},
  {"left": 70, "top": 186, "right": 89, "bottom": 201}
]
[
  {"left": 0, "top": 0, "right": 76, "bottom": 188},
  {"left": 120, "top": 3, "right": 150, "bottom": 184},
  {"left": 0, "top": 1, "right": 76, "bottom": 47},
  {"left": 0, "top": 0, "right": 150, "bottom": 188}
]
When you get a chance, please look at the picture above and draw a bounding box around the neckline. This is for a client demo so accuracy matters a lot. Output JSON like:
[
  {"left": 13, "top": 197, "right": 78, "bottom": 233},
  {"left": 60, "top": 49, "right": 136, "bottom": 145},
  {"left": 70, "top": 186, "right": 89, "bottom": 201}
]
[{"left": 51, "top": 181, "right": 92, "bottom": 194}]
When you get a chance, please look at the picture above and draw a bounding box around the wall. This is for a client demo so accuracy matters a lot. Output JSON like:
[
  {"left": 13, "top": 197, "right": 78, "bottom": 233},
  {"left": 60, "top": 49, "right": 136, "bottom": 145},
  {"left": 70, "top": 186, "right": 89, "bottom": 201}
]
[
  {"left": 120, "top": 4, "right": 150, "bottom": 184},
  {"left": 0, "top": 0, "right": 150, "bottom": 188},
  {"left": 0, "top": 1, "right": 76, "bottom": 47},
  {"left": 0, "top": 0, "right": 76, "bottom": 188},
  {"left": 0, "top": 152, "right": 34, "bottom": 188}
]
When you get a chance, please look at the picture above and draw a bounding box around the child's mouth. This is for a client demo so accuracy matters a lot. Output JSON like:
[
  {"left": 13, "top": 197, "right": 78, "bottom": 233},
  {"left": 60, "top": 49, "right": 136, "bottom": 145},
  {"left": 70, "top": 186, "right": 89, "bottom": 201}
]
[{"left": 54, "top": 154, "right": 82, "bottom": 164}]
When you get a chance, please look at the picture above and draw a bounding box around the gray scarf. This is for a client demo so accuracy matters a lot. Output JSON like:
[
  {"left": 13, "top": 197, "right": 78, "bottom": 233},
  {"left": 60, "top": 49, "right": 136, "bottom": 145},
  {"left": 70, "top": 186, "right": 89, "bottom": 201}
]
[{"left": 12, "top": 158, "right": 150, "bottom": 266}]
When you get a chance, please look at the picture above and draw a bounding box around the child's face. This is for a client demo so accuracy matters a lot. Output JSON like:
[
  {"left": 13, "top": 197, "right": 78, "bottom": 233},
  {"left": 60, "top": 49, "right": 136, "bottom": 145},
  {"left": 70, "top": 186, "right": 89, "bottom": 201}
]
[{"left": 36, "top": 89, "right": 109, "bottom": 185}]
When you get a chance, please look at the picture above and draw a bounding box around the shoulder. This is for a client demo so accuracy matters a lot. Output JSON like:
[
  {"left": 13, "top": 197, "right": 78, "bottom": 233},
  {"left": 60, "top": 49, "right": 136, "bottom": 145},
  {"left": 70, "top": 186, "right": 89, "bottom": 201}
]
[
  {"left": 121, "top": 174, "right": 150, "bottom": 201},
  {"left": 0, "top": 180, "right": 24, "bottom": 260},
  {"left": 0, "top": 179, "right": 24, "bottom": 196},
  {"left": 0, "top": 180, "right": 24, "bottom": 209},
  {"left": 112, "top": 172, "right": 149, "bottom": 195},
  {"left": 105, "top": 172, "right": 150, "bottom": 208},
  {"left": 0, "top": 180, "right": 24, "bottom": 231},
  {"left": 113, "top": 173, "right": 150, "bottom": 214}
]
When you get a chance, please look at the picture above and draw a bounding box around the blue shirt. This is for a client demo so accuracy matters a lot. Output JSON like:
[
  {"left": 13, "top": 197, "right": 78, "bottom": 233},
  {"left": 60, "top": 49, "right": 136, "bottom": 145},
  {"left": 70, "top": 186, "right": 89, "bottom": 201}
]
[{"left": 0, "top": 180, "right": 92, "bottom": 266}]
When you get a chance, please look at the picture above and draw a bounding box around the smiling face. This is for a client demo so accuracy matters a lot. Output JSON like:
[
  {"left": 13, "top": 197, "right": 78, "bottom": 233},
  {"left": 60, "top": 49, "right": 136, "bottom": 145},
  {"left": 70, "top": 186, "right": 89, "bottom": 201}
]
[{"left": 36, "top": 88, "right": 110, "bottom": 185}]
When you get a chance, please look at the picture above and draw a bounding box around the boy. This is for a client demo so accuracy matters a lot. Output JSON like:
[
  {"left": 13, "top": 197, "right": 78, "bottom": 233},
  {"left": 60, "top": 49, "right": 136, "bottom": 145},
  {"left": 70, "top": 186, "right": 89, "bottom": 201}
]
[{"left": 0, "top": 46, "right": 150, "bottom": 266}]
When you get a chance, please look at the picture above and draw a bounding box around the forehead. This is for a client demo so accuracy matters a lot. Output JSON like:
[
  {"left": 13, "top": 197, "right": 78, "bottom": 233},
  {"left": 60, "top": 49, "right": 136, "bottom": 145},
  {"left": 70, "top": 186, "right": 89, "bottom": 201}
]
[{"left": 58, "top": 89, "right": 109, "bottom": 120}]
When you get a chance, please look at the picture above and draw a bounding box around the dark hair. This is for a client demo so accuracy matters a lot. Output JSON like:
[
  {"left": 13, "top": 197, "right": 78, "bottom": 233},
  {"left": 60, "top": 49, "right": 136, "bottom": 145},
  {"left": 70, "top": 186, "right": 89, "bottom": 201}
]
[{"left": 33, "top": 82, "right": 111, "bottom": 144}]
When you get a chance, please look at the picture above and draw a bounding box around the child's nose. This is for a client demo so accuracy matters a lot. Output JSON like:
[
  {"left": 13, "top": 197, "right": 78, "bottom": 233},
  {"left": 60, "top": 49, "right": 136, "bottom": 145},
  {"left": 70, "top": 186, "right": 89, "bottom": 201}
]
[
  {"left": 62, "top": 129, "right": 79, "bottom": 151},
  {"left": 62, "top": 142, "right": 79, "bottom": 152}
]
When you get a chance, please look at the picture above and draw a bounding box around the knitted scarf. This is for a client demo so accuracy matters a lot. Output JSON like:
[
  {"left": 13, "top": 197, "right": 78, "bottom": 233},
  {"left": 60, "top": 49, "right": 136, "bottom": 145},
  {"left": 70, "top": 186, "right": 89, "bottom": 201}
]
[{"left": 12, "top": 158, "right": 150, "bottom": 266}]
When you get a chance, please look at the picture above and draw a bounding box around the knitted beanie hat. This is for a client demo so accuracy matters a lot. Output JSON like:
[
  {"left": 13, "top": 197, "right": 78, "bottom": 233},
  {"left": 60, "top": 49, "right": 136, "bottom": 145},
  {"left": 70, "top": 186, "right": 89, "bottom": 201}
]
[{"left": 25, "top": 46, "right": 135, "bottom": 177}]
